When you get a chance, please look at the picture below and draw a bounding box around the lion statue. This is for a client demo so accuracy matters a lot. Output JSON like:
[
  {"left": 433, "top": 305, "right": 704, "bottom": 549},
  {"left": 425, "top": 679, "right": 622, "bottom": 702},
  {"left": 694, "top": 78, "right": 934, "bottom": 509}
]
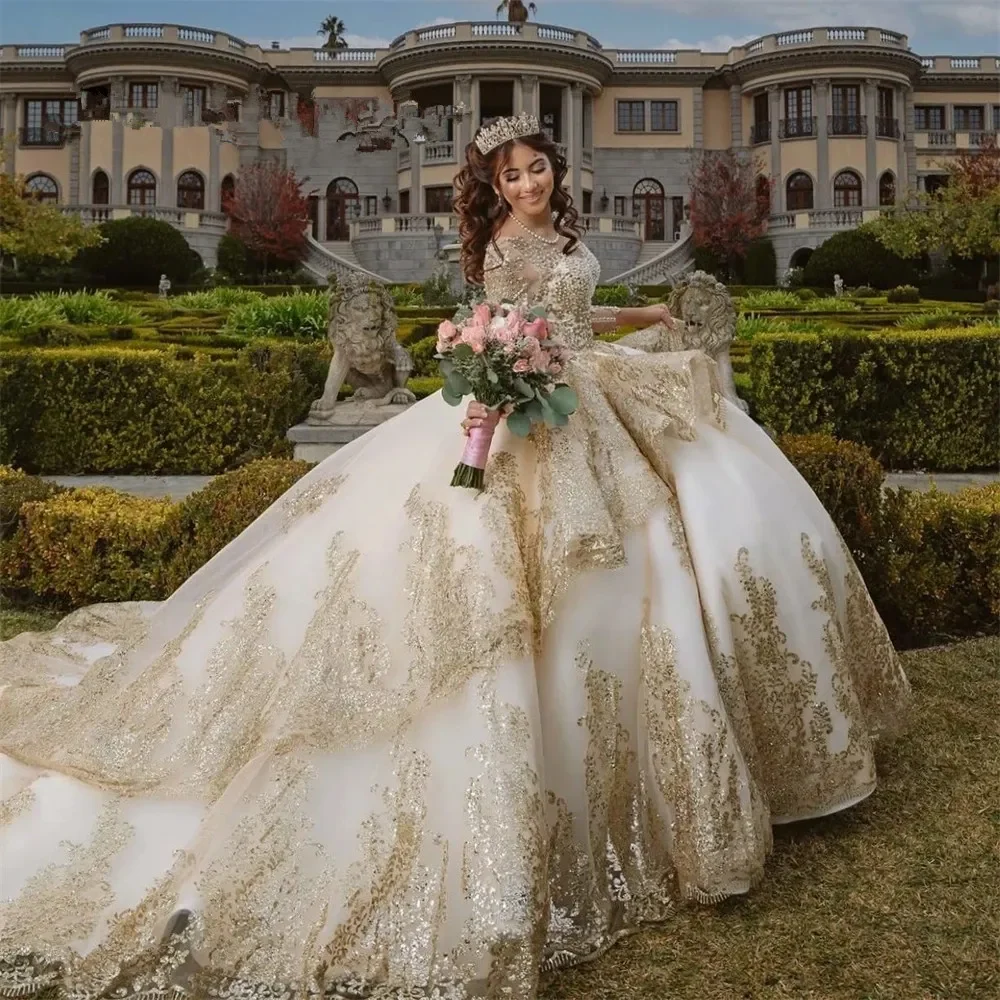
[
  {"left": 617, "top": 270, "right": 747, "bottom": 413},
  {"left": 307, "top": 273, "right": 416, "bottom": 425}
]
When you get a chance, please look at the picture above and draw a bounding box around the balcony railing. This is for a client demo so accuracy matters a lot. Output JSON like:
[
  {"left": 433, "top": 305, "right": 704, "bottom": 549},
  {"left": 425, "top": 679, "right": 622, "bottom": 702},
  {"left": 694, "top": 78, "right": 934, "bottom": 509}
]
[
  {"left": 770, "top": 207, "right": 877, "bottom": 230},
  {"left": 875, "top": 116, "right": 901, "bottom": 139},
  {"left": 828, "top": 114, "right": 867, "bottom": 136},
  {"left": 971, "top": 130, "right": 999, "bottom": 146},
  {"left": 19, "top": 125, "right": 67, "bottom": 147},
  {"left": 779, "top": 116, "right": 816, "bottom": 139},
  {"left": 423, "top": 140, "right": 454, "bottom": 163},
  {"left": 927, "top": 130, "right": 956, "bottom": 146},
  {"left": 750, "top": 121, "right": 772, "bottom": 145},
  {"left": 59, "top": 204, "right": 228, "bottom": 231}
]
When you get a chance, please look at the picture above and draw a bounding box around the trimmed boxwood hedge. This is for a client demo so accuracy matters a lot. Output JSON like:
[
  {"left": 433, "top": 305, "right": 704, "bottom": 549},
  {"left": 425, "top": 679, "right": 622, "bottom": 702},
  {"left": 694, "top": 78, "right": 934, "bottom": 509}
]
[
  {"left": 3, "top": 441, "right": 997, "bottom": 649},
  {"left": 750, "top": 328, "right": 1000, "bottom": 471}
]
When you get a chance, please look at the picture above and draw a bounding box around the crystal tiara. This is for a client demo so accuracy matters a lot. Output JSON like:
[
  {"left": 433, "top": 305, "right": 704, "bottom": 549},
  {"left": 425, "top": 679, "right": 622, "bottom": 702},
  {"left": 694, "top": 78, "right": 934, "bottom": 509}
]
[{"left": 474, "top": 112, "right": 540, "bottom": 154}]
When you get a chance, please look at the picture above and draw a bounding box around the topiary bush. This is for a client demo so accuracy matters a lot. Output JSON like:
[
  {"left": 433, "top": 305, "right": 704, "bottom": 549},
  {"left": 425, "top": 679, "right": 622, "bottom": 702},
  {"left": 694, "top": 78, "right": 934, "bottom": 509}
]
[
  {"left": 408, "top": 336, "right": 439, "bottom": 377},
  {"left": 794, "top": 288, "right": 818, "bottom": 302},
  {"left": 160, "top": 458, "right": 312, "bottom": 593},
  {"left": 593, "top": 285, "right": 632, "bottom": 307},
  {"left": 0, "top": 466, "right": 67, "bottom": 538},
  {"left": 803, "top": 229, "right": 918, "bottom": 291},
  {"left": 742, "top": 238, "right": 777, "bottom": 286},
  {"left": 77, "top": 216, "right": 203, "bottom": 287},
  {"left": 887, "top": 285, "right": 921, "bottom": 304},
  {"left": 751, "top": 328, "right": 1000, "bottom": 471},
  {"left": 851, "top": 285, "right": 879, "bottom": 298}
]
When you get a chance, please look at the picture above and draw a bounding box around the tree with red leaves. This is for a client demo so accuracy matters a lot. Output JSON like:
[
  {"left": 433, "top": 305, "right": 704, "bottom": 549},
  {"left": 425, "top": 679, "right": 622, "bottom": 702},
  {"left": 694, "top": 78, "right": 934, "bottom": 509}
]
[
  {"left": 688, "top": 149, "right": 772, "bottom": 280},
  {"left": 223, "top": 163, "right": 311, "bottom": 277}
]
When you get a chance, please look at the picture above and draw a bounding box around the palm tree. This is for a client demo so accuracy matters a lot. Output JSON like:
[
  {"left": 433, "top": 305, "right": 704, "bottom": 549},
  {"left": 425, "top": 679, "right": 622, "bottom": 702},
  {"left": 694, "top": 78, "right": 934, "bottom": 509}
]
[
  {"left": 496, "top": 1, "right": 537, "bottom": 23},
  {"left": 318, "top": 15, "right": 348, "bottom": 50}
]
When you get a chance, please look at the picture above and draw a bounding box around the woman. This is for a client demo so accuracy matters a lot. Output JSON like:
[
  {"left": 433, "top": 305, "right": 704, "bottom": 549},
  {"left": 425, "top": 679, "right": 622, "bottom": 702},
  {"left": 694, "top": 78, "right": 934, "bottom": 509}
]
[{"left": 0, "top": 117, "right": 908, "bottom": 999}]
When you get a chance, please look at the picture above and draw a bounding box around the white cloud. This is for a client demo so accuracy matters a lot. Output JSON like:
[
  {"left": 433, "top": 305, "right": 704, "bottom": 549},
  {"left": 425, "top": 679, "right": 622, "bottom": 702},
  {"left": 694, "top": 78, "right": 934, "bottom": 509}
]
[
  {"left": 660, "top": 34, "right": 756, "bottom": 51},
  {"left": 416, "top": 17, "right": 459, "bottom": 29}
]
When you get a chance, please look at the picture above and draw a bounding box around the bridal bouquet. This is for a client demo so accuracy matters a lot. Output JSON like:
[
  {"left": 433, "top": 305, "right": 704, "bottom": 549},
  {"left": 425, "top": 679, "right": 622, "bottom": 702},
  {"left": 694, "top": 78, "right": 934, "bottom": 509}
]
[{"left": 437, "top": 302, "right": 579, "bottom": 489}]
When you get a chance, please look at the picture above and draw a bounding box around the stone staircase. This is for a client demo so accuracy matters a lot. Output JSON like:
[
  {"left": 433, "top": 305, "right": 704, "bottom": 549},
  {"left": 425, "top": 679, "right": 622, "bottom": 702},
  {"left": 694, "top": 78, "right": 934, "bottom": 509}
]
[
  {"left": 321, "top": 241, "right": 361, "bottom": 267},
  {"left": 299, "top": 236, "right": 385, "bottom": 284},
  {"left": 634, "top": 240, "right": 672, "bottom": 267},
  {"left": 607, "top": 228, "right": 696, "bottom": 286}
]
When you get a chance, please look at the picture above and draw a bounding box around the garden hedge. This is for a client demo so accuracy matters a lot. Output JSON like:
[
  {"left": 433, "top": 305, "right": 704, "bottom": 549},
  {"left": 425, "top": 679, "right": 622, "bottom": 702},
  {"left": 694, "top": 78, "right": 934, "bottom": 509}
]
[
  {"left": 751, "top": 328, "right": 1000, "bottom": 471},
  {"left": 0, "top": 343, "right": 329, "bottom": 475},
  {"left": 3, "top": 441, "right": 996, "bottom": 649}
]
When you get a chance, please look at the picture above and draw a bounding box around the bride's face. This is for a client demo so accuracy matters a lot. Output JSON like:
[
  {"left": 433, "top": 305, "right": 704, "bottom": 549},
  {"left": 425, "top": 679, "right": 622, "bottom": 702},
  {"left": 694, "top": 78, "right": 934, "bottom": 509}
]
[{"left": 496, "top": 142, "right": 555, "bottom": 220}]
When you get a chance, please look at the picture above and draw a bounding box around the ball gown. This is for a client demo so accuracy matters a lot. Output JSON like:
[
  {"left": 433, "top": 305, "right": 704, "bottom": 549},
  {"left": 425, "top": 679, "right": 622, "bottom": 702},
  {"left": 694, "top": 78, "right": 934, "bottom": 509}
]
[{"left": 0, "top": 236, "right": 910, "bottom": 999}]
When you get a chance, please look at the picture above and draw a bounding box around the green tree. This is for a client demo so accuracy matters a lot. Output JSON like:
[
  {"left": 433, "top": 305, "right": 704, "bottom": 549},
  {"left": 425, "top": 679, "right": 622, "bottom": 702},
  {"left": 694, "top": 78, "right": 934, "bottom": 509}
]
[
  {"left": 318, "top": 15, "right": 348, "bottom": 49},
  {"left": 802, "top": 229, "right": 917, "bottom": 291},
  {"left": 865, "top": 136, "right": 1000, "bottom": 280},
  {"left": 77, "top": 216, "right": 202, "bottom": 286},
  {"left": 0, "top": 151, "right": 101, "bottom": 273}
]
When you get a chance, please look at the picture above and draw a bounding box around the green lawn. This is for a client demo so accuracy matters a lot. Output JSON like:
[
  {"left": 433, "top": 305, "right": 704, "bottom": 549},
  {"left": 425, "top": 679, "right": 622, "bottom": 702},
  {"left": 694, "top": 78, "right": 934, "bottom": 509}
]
[{"left": 2, "top": 610, "right": 996, "bottom": 999}]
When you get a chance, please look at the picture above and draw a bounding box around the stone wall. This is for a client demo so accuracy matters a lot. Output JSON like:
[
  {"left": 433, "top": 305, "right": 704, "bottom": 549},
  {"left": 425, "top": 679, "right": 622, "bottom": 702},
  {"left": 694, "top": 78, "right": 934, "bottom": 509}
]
[
  {"left": 592, "top": 146, "right": 692, "bottom": 232},
  {"left": 585, "top": 234, "right": 641, "bottom": 281},
  {"left": 352, "top": 233, "right": 442, "bottom": 282}
]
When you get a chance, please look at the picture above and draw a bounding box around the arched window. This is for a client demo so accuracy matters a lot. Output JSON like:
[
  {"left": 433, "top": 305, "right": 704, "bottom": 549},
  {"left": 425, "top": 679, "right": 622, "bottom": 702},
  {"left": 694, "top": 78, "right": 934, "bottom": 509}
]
[
  {"left": 632, "top": 177, "right": 666, "bottom": 241},
  {"left": 221, "top": 173, "right": 236, "bottom": 214},
  {"left": 24, "top": 173, "right": 58, "bottom": 203},
  {"left": 786, "top": 171, "right": 814, "bottom": 211},
  {"left": 833, "top": 170, "right": 862, "bottom": 208},
  {"left": 127, "top": 168, "right": 157, "bottom": 206},
  {"left": 176, "top": 170, "right": 205, "bottom": 210},
  {"left": 326, "top": 176, "right": 359, "bottom": 241},
  {"left": 878, "top": 171, "right": 896, "bottom": 206},
  {"left": 789, "top": 247, "right": 814, "bottom": 269},
  {"left": 91, "top": 169, "right": 109, "bottom": 205}
]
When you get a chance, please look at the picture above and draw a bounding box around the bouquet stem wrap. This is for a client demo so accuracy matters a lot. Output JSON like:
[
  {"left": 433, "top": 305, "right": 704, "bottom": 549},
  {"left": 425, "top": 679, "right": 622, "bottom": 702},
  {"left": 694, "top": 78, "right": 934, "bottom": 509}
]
[{"left": 451, "top": 409, "right": 500, "bottom": 490}]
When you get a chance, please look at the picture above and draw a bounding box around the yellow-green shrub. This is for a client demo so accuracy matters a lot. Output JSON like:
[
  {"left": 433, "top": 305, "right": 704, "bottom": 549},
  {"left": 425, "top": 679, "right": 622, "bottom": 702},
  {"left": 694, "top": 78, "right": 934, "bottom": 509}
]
[
  {"left": 751, "top": 328, "right": 1000, "bottom": 470},
  {"left": 160, "top": 458, "right": 312, "bottom": 592},
  {"left": 0, "top": 466, "right": 68, "bottom": 538},
  {"left": 1, "top": 487, "right": 175, "bottom": 604}
]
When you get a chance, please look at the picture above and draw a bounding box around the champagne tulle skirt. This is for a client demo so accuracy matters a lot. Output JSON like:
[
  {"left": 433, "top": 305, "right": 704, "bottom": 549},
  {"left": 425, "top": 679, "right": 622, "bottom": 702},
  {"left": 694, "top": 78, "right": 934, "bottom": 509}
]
[{"left": 0, "top": 348, "right": 909, "bottom": 999}]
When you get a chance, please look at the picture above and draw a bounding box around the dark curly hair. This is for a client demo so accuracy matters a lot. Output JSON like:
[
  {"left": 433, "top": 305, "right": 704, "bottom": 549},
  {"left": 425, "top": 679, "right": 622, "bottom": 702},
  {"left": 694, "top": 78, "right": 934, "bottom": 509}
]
[{"left": 454, "top": 131, "right": 581, "bottom": 285}]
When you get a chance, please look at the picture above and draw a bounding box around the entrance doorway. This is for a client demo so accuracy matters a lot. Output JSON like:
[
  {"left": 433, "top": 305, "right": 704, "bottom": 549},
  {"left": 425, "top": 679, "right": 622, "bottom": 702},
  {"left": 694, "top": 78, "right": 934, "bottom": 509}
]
[
  {"left": 633, "top": 178, "right": 666, "bottom": 241},
  {"left": 326, "top": 177, "right": 359, "bottom": 240}
]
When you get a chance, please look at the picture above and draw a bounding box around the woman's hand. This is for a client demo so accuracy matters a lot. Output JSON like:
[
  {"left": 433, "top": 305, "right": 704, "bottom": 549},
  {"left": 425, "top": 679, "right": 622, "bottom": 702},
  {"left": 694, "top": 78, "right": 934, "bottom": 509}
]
[
  {"left": 461, "top": 400, "right": 490, "bottom": 436},
  {"left": 640, "top": 303, "right": 676, "bottom": 328}
]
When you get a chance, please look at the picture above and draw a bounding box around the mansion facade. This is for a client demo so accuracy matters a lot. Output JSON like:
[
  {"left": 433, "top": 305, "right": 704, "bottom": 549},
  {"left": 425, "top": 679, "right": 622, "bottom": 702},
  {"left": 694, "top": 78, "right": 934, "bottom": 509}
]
[{"left": 1, "top": 19, "right": 997, "bottom": 284}]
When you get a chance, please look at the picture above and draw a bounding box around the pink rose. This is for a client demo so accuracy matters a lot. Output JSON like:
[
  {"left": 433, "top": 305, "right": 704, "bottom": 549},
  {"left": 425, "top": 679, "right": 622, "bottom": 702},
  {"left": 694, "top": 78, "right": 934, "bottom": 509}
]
[
  {"left": 463, "top": 326, "right": 487, "bottom": 353},
  {"left": 437, "top": 319, "right": 459, "bottom": 342},
  {"left": 473, "top": 303, "right": 493, "bottom": 329},
  {"left": 548, "top": 361, "right": 563, "bottom": 375},
  {"left": 513, "top": 358, "right": 532, "bottom": 373},
  {"left": 524, "top": 317, "right": 549, "bottom": 340}
]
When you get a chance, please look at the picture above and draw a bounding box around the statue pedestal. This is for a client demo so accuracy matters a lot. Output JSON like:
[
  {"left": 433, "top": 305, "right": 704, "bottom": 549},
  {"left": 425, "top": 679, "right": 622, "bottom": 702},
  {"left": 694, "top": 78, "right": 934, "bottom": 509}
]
[{"left": 286, "top": 401, "right": 412, "bottom": 463}]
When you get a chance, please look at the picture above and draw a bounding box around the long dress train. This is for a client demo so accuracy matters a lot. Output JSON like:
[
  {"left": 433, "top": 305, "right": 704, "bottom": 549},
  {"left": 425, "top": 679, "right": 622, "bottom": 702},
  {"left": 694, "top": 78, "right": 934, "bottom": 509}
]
[{"left": 0, "top": 236, "right": 909, "bottom": 999}]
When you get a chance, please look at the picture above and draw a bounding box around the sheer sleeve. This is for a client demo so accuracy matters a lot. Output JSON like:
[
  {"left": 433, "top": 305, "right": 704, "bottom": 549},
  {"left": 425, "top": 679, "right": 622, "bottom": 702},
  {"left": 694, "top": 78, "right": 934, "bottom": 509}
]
[
  {"left": 483, "top": 238, "right": 542, "bottom": 305},
  {"left": 590, "top": 306, "right": 621, "bottom": 333}
]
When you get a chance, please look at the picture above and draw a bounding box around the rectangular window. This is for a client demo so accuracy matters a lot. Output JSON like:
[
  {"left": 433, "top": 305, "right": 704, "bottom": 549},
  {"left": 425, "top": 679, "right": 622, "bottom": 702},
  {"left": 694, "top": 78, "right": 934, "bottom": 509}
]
[
  {"left": 754, "top": 93, "right": 769, "bottom": 125},
  {"left": 266, "top": 91, "right": 285, "bottom": 120},
  {"left": 831, "top": 85, "right": 860, "bottom": 117},
  {"left": 914, "top": 105, "right": 945, "bottom": 130},
  {"left": 22, "top": 98, "right": 77, "bottom": 144},
  {"left": 783, "top": 87, "right": 812, "bottom": 121},
  {"left": 877, "top": 87, "right": 894, "bottom": 119},
  {"left": 399, "top": 190, "right": 410, "bottom": 214},
  {"left": 582, "top": 190, "right": 592, "bottom": 214},
  {"left": 953, "top": 106, "right": 984, "bottom": 131},
  {"left": 616, "top": 100, "right": 645, "bottom": 132},
  {"left": 129, "top": 83, "right": 158, "bottom": 109},
  {"left": 183, "top": 86, "right": 205, "bottom": 124},
  {"left": 650, "top": 100, "right": 678, "bottom": 132},
  {"left": 364, "top": 195, "right": 378, "bottom": 216},
  {"left": 994, "top": 106, "right": 1000, "bottom": 130},
  {"left": 613, "top": 196, "right": 626, "bottom": 217},
  {"left": 425, "top": 186, "right": 454, "bottom": 213}
]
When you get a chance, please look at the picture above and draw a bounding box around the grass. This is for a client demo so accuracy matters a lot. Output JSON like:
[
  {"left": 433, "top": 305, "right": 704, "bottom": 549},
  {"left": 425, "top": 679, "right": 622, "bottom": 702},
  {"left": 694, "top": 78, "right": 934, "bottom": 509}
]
[
  {"left": 542, "top": 635, "right": 1000, "bottom": 1000},
  {"left": 2, "top": 603, "right": 995, "bottom": 999}
]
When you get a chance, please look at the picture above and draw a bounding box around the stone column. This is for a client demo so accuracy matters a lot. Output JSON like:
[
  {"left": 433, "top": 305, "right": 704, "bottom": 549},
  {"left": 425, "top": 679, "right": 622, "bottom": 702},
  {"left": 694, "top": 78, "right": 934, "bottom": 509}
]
[
  {"left": 411, "top": 136, "right": 423, "bottom": 214},
  {"left": 159, "top": 78, "right": 177, "bottom": 208},
  {"left": 904, "top": 88, "right": 917, "bottom": 200},
  {"left": 455, "top": 75, "right": 472, "bottom": 157},
  {"left": 471, "top": 78, "right": 481, "bottom": 134},
  {"left": 111, "top": 117, "right": 125, "bottom": 204},
  {"left": 318, "top": 196, "right": 327, "bottom": 241},
  {"left": 864, "top": 78, "right": 878, "bottom": 204},
  {"left": 520, "top": 74, "right": 539, "bottom": 119},
  {"left": 730, "top": 84, "right": 743, "bottom": 148},
  {"left": 768, "top": 86, "right": 782, "bottom": 210},
  {"left": 2, "top": 94, "right": 17, "bottom": 174},
  {"left": 159, "top": 75, "right": 181, "bottom": 128},
  {"left": 692, "top": 86, "right": 704, "bottom": 149},
  {"left": 569, "top": 82, "right": 584, "bottom": 199},
  {"left": 815, "top": 78, "right": 831, "bottom": 209},
  {"left": 68, "top": 122, "right": 82, "bottom": 204},
  {"left": 896, "top": 84, "right": 908, "bottom": 202},
  {"left": 208, "top": 127, "right": 221, "bottom": 211},
  {"left": 110, "top": 76, "right": 126, "bottom": 113}
]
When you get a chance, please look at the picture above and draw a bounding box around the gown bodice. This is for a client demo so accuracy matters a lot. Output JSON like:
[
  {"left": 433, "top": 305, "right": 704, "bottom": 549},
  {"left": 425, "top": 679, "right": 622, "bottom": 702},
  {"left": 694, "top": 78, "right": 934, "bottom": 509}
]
[{"left": 483, "top": 235, "right": 602, "bottom": 350}]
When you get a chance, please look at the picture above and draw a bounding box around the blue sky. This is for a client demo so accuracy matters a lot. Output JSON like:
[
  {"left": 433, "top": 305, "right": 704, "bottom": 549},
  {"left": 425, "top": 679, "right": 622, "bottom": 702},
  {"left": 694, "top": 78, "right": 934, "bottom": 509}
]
[{"left": 1, "top": 0, "right": 996, "bottom": 54}]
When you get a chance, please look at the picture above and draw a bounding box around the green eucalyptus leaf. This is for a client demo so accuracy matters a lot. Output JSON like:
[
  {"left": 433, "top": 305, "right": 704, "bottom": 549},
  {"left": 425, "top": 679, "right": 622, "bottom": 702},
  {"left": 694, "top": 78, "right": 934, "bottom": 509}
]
[
  {"left": 441, "top": 385, "right": 463, "bottom": 407},
  {"left": 514, "top": 377, "right": 534, "bottom": 398},
  {"left": 546, "top": 385, "right": 579, "bottom": 416},
  {"left": 506, "top": 410, "right": 532, "bottom": 437},
  {"left": 451, "top": 343, "right": 474, "bottom": 360}
]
